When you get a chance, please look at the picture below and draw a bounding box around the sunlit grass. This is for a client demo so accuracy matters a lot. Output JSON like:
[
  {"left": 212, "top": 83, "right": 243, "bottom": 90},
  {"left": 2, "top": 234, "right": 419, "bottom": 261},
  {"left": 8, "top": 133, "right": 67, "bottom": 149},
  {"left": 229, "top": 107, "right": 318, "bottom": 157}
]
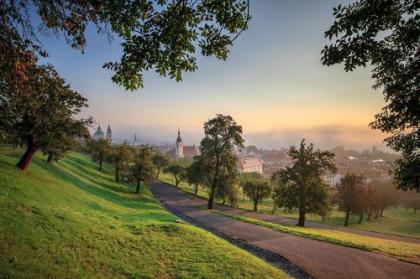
[{"left": 0, "top": 147, "right": 289, "bottom": 278}]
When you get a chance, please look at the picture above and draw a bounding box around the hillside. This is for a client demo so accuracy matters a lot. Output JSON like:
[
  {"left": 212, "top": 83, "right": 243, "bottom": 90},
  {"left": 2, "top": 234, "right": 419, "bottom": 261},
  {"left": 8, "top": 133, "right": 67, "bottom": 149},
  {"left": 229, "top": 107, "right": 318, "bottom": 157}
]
[{"left": 0, "top": 147, "right": 288, "bottom": 278}]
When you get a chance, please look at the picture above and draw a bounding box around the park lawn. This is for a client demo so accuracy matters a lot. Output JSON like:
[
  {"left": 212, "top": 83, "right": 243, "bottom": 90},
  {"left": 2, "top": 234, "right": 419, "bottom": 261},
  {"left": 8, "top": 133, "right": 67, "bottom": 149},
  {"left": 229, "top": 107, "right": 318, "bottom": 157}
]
[
  {"left": 159, "top": 172, "right": 420, "bottom": 239},
  {"left": 0, "top": 147, "right": 289, "bottom": 279},
  {"left": 214, "top": 211, "right": 420, "bottom": 265}
]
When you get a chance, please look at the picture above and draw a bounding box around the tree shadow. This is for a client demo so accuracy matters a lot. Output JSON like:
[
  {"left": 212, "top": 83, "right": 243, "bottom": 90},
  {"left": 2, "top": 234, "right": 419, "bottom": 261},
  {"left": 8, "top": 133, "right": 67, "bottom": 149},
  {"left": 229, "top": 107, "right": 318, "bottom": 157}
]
[{"left": 33, "top": 159, "right": 161, "bottom": 211}]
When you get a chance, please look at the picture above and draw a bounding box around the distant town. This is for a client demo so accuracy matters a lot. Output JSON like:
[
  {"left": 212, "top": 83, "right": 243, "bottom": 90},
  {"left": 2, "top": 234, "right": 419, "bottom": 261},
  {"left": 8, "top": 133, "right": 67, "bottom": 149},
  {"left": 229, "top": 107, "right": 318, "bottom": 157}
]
[{"left": 92, "top": 124, "right": 396, "bottom": 186}]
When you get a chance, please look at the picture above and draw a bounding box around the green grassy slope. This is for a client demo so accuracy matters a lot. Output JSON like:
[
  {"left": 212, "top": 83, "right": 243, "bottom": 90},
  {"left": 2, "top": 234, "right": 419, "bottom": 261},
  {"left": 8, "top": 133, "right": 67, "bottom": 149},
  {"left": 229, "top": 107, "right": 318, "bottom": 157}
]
[
  {"left": 159, "top": 172, "right": 420, "bottom": 238},
  {"left": 0, "top": 147, "right": 288, "bottom": 279}
]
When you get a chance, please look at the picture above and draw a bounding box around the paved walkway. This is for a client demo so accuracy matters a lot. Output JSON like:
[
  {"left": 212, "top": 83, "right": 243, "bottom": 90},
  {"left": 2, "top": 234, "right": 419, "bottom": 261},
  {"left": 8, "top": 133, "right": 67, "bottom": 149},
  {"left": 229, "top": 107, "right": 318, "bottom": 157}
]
[
  {"left": 219, "top": 207, "right": 420, "bottom": 244},
  {"left": 150, "top": 181, "right": 420, "bottom": 279}
]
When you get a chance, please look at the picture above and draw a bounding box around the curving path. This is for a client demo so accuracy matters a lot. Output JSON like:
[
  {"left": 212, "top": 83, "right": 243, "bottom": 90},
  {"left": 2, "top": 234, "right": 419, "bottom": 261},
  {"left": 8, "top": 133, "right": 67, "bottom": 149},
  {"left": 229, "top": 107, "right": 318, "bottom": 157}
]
[{"left": 150, "top": 181, "right": 420, "bottom": 279}]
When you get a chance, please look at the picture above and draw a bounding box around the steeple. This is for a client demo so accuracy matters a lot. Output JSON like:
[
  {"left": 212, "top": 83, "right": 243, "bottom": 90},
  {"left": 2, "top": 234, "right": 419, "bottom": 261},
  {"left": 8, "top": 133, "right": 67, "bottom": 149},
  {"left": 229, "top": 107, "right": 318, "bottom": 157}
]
[
  {"left": 175, "top": 128, "right": 184, "bottom": 160},
  {"left": 106, "top": 124, "right": 112, "bottom": 142}
]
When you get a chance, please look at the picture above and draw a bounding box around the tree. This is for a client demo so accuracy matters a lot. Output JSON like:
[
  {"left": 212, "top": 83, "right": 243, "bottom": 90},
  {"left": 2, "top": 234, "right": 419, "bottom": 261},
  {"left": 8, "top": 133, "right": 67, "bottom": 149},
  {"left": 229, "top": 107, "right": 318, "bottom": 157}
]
[
  {"left": 0, "top": 63, "right": 91, "bottom": 171},
  {"left": 241, "top": 172, "right": 272, "bottom": 212},
  {"left": 198, "top": 114, "right": 244, "bottom": 209},
  {"left": 107, "top": 143, "right": 135, "bottom": 183},
  {"left": 1, "top": 0, "right": 250, "bottom": 91},
  {"left": 271, "top": 140, "right": 336, "bottom": 227},
  {"left": 130, "top": 147, "right": 155, "bottom": 194},
  {"left": 165, "top": 161, "right": 187, "bottom": 187},
  {"left": 152, "top": 153, "right": 170, "bottom": 179},
  {"left": 336, "top": 173, "right": 364, "bottom": 226},
  {"left": 186, "top": 157, "right": 206, "bottom": 195},
  {"left": 89, "top": 139, "right": 111, "bottom": 171},
  {"left": 322, "top": 0, "right": 420, "bottom": 191}
]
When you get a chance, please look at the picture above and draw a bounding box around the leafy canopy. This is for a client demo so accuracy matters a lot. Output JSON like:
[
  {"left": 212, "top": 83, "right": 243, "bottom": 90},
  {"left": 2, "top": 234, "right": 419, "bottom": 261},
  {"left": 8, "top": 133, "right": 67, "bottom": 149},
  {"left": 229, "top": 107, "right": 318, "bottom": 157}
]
[
  {"left": 1, "top": 0, "right": 250, "bottom": 90},
  {"left": 322, "top": 0, "right": 419, "bottom": 191}
]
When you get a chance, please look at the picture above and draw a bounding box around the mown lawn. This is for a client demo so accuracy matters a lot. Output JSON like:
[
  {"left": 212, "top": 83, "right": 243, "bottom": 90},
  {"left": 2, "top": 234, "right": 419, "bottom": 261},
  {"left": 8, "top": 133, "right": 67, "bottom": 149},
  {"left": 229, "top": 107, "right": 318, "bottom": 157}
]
[
  {"left": 159, "top": 172, "right": 420, "bottom": 239},
  {"left": 0, "top": 147, "right": 289, "bottom": 279}
]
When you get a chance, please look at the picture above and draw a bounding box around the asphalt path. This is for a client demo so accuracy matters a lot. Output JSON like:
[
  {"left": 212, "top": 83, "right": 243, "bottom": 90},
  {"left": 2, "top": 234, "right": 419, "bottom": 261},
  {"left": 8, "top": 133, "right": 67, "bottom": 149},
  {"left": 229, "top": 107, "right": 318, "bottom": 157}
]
[{"left": 150, "top": 180, "right": 420, "bottom": 279}]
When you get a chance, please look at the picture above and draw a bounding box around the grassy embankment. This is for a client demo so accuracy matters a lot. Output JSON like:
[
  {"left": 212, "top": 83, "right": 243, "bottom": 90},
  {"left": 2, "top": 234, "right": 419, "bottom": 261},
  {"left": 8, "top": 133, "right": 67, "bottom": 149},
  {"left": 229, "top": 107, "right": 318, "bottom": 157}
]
[
  {"left": 0, "top": 147, "right": 289, "bottom": 279},
  {"left": 159, "top": 172, "right": 420, "bottom": 239}
]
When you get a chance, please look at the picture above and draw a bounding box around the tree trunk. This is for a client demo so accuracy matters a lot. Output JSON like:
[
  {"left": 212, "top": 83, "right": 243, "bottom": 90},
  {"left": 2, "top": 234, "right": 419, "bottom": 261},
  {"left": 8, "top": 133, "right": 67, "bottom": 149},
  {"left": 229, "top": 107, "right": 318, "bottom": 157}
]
[
  {"left": 208, "top": 186, "right": 216, "bottom": 209},
  {"left": 99, "top": 159, "right": 103, "bottom": 171},
  {"left": 272, "top": 205, "right": 278, "bottom": 214},
  {"left": 194, "top": 184, "right": 198, "bottom": 195},
  {"left": 156, "top": 168, "right": 161, "bottom": 178},
  {"left": 297, "top": 210, "right": 306, "bottom": 227},
  {"left": 16, "top": 139, "right": 38, "bottom": 171},
  {"left": 380, "top": 209, "right": 384, "bottom": 217},
  {"left": 47, "top": 153, "right": 53, "bottom": 164},
  {"left": 175, "top": 177, "right": 180, "bottom": 187},
  {"left": 253, "top": 199, "right": 258, "bottom": 212},
  {"left": 375, "top": 210, "right": 379, "bottom": 219},
  {"left": 344, "top": 211, "right": 350, "bottom": 226},
  {"left": 136, "top": 179, "right": 140, "bottom": 194},
  {"left": 358, "top": 213, "right": 364, "bottom": 224},
  {"left": 115, "top": 167, "right": 120, "bottom": 183}
]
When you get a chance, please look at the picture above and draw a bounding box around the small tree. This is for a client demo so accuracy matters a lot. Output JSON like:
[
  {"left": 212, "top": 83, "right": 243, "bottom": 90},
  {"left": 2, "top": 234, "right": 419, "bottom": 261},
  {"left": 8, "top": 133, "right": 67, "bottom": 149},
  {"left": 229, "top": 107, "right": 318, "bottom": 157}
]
[
  {"left": 336, "top": 173, "right": 364, "bottom": 226},
  {"left": 241, "top": 172, "right": 272, "bottom": 212},
  {"left": 271, "top": 140, "right": 336, "bottom": 227},
  {"left": 152, "top": 153, "right": 170, "bottom": 179},
  {"left": 199, "top": 114, "right": 244, "bottom": 209},
  {"left": 186, "top": 158, "right": 206, "bottom": 195},
  {"left": 130, "top": 147, "right": 155, "bottom": 194},
  {"left": 107, "top": 143, "right": 134, "bottom": 183},
  {"left": 89, "top": 139, "right": 111, "bottom": 171},
  {"left": 165, "top": 162, "right": 187, "bottom": 187}
]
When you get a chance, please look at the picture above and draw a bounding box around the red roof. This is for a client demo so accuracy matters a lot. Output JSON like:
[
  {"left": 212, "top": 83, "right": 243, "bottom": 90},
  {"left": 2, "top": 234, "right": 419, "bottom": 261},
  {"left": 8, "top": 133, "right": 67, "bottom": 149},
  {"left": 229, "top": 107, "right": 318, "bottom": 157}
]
[{"left": 183, "top": 146, "right": 198, "bottom": 157}]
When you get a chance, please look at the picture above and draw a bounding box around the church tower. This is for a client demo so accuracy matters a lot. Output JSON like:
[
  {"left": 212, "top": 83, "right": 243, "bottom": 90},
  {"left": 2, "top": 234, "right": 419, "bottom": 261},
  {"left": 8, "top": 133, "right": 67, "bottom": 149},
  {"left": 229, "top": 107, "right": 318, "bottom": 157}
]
[
  {"left": 175, "top": 128, "right": 184, "bottom": 160},
  {"left": 106, "top": 124, "right": 112, "bottom": 142}
]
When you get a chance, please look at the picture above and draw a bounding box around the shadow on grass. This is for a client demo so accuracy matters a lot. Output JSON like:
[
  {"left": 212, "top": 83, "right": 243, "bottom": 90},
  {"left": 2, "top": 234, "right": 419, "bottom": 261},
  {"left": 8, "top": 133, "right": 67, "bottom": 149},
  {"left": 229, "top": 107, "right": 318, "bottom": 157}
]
[{"left": 33, "top": 159, "right": 161, "bottom": 211}]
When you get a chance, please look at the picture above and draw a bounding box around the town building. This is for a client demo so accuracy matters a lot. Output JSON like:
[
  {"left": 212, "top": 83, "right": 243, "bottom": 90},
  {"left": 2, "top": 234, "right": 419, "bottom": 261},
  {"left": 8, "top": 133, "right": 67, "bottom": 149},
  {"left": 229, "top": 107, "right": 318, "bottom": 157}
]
[
  {"left": 237, "top": 157, "right": 263, "bottom": 174},
  {"left": 93, "top": 124, "right": 112, "bottom": 142},
  {"left": 169, "top": 129, "right": 198, "bottom": 160}
]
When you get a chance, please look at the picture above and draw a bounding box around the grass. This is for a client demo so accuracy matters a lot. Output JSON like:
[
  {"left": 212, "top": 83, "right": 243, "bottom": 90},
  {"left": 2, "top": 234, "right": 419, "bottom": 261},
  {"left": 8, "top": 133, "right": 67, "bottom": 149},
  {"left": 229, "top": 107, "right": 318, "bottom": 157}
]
[
  {"left": 159, "top": 172, "right": 420, "bottom": 239},
  {"left": 214, "top": 211, "right": 420, "bottom": 265},
  {"left": 0, "top": 146, "right": 289, "bottom": 279}
]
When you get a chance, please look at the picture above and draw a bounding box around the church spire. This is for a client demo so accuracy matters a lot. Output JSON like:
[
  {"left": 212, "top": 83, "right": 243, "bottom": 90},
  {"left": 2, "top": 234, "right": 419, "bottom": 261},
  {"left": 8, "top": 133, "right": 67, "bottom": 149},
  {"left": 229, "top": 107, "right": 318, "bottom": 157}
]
[{"left": 176, "top": 128, "right": 182, "bottom": 144}]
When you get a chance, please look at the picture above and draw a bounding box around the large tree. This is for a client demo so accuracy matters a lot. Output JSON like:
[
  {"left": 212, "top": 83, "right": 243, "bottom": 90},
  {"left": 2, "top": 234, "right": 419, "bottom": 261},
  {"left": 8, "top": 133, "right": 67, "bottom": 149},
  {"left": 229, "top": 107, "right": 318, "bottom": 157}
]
[
  {"left": 130, "top": 147, "right": 156, "bottom": 194},
  {"left": 199, "top": 114, "right": 244, "bottom": 209},
  {"left": 0, "top": 64, "right": 90, "bottom": 171},
  {"left": 241, "top": 172, "right": 272, "bottom": 212},
  {"left": 336, "top": 173, "right": 364, "bottom": 226},
  {"left": 271, "top": 140, "right": 336, "bottom": 227},
  {"left": 1, "top": 0, "right": 250, "bottom": 91},
  {"left": 322, "top": 0, "right": 420, "bottom": 191}
]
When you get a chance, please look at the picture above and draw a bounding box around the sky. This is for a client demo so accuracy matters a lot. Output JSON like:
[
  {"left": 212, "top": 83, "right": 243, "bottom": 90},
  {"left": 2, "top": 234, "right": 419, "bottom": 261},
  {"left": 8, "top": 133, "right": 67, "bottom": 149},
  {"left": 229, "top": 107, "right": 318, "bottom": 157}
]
[{"left": 39, "top": 0, "right": 387, "bottom": 150}]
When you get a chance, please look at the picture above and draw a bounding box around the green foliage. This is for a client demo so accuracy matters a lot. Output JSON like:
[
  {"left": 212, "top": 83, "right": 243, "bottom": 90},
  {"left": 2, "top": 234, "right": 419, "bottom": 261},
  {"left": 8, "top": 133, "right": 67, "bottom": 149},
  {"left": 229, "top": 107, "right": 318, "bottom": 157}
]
[
  {"left": 322, "top": 0, "right": 420, "bottom": 191},
  {"left": 271, "top": 140, "right": 336, "bottom": 226},
  {"left": 199, "top": 114, "right": 244, "bottom": 209},
  {"left": 241, "top": 172, "right": 272, "bottom": 212},
  {"left": 107, "top": 143, "right": 135, "bottom": 182},
  {"left": 130, "top": 147, "right": 156, "bottom": 193},
  {"left": 185, "top": 157, "right": 206, "bottom": 195},
  {"left": 88, "top": 139, "right": 111, "bottom": 171},
  {"left": 152, "top": 152, "right": 170, "bottom": 178},
  {"left": 164, "top": 161, "right": 187, "bottom": 187},
  {"left": 1, "top": 0, "right": 250, "bottom": 90},
  {"left": 0, "top": 64, "right": 91, "bottom": 171},
  {"left": 336, "top": 173, "right": 364, "bottom": 226},
  {"left": 0, "top": 147, "right": 288, "bottom": 278}
]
